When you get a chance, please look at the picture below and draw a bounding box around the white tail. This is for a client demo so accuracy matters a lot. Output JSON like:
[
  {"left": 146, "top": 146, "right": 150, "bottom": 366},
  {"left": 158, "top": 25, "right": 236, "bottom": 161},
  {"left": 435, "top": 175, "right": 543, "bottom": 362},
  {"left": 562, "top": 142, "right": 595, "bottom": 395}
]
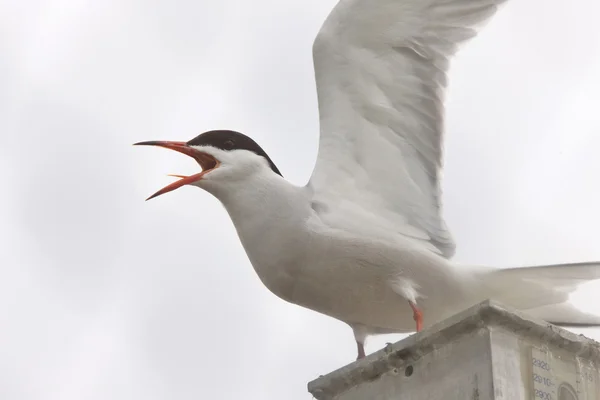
[{"left": 487, "top": 262, "right": 600, "bottom": 326}]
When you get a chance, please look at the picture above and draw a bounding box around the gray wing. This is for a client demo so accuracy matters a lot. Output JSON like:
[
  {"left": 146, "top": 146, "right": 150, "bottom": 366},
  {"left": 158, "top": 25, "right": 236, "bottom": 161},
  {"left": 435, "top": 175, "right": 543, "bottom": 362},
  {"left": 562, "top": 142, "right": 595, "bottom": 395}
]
[{"left": 308, "top": 0, "right": 506, "bottom": 258}]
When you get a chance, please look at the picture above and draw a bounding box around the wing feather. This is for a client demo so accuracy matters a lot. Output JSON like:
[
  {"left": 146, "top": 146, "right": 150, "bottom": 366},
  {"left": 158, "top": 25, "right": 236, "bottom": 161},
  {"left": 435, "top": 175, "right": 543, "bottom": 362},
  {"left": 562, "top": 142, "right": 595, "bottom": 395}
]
[{"left": 308, "top": 0, "right": 506, "bottom": 257}]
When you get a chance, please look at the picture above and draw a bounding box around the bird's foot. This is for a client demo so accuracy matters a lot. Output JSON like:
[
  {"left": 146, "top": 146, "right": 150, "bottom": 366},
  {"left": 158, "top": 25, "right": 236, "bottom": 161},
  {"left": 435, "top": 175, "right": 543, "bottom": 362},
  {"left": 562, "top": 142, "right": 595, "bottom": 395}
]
[
  {"left": 409, "top": 301, "right": 423, "bottom": 332},
  {"left": 356, "top": 341, "right": 366, "bottom": 360}
]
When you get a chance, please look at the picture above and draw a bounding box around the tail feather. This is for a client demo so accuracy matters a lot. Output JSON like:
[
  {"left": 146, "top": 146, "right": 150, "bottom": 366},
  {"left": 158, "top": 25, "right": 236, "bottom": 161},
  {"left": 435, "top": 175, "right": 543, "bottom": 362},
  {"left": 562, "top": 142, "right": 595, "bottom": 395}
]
[
  {"left": 527, "top": 302, "right": 600, "bottom": 327},
  {"left": 497, "top": 261, "right": 600, "bottom": 292},
  {"left": 481, "top": 261, "right": 600, "bottom": 326}
]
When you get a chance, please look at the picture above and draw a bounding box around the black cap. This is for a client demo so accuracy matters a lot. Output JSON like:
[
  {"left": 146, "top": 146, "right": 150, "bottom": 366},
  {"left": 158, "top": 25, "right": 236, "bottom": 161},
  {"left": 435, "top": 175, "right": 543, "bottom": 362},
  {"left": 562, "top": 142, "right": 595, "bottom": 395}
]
[{"left": 187, "top": 130, "right": 282, "bottom": 176}]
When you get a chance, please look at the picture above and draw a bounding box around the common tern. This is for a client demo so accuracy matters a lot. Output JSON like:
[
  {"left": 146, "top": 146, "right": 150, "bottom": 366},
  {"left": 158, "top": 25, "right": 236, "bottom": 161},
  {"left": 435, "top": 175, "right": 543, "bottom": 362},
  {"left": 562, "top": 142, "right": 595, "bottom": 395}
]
[{"left": 136, "top": 0, "right": 600, "bottom": 359}]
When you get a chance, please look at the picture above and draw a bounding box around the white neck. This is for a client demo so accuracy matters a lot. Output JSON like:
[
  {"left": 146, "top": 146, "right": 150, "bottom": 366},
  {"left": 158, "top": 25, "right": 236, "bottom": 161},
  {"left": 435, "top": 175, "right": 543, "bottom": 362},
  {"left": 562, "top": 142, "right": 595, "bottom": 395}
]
[
  {"left": 206, "top": 171, "right": 308, "bottom": 225},
  {"left": 201, "top": 171, "right": 312, "bottom": 294}
]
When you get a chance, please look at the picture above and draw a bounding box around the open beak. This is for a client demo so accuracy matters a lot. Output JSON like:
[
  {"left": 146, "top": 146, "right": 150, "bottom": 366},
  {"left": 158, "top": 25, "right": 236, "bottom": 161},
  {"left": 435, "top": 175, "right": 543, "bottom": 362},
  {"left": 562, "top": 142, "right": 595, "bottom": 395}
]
[{"left": 133, "top": 141, "right": 220, "bottom": 200}]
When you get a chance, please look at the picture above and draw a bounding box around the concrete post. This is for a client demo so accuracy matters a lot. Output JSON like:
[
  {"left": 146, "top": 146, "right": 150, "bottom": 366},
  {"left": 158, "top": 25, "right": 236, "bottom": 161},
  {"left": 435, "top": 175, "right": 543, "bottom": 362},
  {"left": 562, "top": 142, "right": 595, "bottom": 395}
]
[{"left": 308, "top": 300, "right": 600, "bottom": 400}]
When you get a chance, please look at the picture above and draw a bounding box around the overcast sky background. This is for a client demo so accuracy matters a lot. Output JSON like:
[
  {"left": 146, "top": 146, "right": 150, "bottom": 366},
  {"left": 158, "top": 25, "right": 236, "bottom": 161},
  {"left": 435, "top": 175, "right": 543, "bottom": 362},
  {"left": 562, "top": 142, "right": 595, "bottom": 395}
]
[{"left": 2, "top": 0, "right": 600, "bottom": 399}]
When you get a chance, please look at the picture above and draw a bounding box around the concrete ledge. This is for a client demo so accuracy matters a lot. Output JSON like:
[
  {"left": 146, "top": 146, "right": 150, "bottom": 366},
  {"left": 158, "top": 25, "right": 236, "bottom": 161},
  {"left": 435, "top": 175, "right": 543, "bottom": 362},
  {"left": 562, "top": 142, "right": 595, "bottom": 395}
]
[{"left": 308, "top": 300, "right": 600, "bottom": 400}]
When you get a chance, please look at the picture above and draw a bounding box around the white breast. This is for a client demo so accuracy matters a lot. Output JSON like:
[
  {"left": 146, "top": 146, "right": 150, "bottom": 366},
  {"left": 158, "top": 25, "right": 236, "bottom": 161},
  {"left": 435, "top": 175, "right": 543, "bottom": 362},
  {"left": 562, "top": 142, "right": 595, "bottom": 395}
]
[
  {"left": 213, "top": 172, "right": 314, "bottom": 301},
  {"left": 212, "top": 170, "right": 477, "bottom": 331}
]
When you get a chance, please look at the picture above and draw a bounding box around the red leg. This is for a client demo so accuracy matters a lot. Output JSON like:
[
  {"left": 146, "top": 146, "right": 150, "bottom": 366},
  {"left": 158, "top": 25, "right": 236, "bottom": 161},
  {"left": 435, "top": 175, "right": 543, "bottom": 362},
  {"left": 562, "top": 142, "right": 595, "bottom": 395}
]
[
  {"left": 356, "top": 341, "right": 366, "bottom": 360},
  {"left": 409, "top": 301, "right": 423, "bottom": 332}
]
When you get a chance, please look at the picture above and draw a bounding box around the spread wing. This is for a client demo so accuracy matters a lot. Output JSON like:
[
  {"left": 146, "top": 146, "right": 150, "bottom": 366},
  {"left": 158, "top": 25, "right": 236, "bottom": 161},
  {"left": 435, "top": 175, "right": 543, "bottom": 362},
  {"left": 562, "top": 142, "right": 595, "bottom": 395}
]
[{"left": 308, "top": 0, "right": 505, "bottom": 258}]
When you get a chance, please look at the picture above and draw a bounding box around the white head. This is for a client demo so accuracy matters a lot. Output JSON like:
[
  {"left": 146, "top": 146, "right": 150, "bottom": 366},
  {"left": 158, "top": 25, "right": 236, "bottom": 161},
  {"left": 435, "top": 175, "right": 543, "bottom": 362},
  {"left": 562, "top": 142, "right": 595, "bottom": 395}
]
[{"left": 134, "top": 130, "right": 282, "bottom": 200}]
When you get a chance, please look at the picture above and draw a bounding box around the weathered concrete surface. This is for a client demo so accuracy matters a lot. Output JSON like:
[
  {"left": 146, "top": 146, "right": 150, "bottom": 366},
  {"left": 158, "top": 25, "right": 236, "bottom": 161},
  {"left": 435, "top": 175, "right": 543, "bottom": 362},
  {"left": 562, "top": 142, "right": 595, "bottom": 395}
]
[{"left": 308, "top": 300, "right": 600, "bottom": 400}]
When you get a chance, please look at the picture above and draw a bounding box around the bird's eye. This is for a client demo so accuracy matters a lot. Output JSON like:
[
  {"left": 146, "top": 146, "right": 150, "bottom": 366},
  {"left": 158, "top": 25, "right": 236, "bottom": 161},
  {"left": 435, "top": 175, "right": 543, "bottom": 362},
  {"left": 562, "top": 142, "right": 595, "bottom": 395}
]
[{"left": 223, "top": 140, "right": 235, "bottom": 150}]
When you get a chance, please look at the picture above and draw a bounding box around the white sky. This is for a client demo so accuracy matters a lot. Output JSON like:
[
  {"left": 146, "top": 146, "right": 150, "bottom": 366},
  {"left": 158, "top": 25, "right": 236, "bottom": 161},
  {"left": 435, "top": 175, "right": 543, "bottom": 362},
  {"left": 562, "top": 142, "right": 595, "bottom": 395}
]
[{"left": 1, "top": 0, "right": 600, "bottom": 399}]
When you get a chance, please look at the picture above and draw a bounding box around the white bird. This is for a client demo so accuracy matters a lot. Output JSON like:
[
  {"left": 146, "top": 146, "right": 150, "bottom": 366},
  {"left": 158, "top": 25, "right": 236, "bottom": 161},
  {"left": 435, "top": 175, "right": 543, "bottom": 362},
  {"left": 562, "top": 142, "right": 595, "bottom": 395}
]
[{"left": 135, "top": 0, "right": 600, "bottom": 360}]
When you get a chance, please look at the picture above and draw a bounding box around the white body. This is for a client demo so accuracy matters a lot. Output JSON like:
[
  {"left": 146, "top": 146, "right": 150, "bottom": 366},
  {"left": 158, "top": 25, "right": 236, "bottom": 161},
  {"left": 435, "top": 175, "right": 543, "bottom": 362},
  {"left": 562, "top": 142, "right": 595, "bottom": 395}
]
[
  {"left": 214, "top": 171, "right": 473, "bottom": 333},
  {"left": 201, "top": 159, "right": 600, "bottom": 335}
]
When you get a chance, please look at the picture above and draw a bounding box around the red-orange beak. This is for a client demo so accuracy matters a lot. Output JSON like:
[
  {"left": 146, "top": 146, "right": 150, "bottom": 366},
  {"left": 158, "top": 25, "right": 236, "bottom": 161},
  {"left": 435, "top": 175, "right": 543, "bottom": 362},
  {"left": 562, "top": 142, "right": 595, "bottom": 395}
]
[{"left": 134, "top": 141, "right": 220, "bottom": 200}]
